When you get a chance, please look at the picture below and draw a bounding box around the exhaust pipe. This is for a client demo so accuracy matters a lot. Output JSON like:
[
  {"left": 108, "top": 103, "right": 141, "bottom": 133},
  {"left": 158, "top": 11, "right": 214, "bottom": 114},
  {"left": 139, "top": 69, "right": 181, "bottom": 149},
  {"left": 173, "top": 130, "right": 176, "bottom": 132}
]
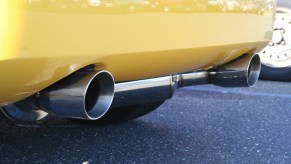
[
  {"left": 112, "top": 76, "right": 177, "bottom": 108},
  {"left": 112, "top": 54, "right": 261, "bottom": 108},
  {"left": 37, "top": 70, "right": 115, "bottom": 120},
  {"left": 0, "top": 54, "right": 260, "bottom": 121},
  {"left": 180, "top": 54, "right": 261, "bottom": 87}
]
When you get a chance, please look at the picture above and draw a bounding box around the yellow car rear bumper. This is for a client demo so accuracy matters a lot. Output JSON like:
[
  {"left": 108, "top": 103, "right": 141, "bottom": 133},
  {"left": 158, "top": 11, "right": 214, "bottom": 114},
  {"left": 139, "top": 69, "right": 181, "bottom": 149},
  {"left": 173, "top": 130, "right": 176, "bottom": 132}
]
[{"left": 0, "top": 1, "right": 276, "bottom": 104}]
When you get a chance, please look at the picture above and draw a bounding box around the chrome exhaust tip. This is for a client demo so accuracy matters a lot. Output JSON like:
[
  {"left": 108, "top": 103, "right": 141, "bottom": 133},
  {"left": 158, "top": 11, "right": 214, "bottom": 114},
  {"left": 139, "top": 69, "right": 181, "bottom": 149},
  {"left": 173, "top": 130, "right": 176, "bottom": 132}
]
[
  {"left": 209, "top": 54, "right": 261, "bottom": 87},
  {"left": 38, "top": 70, "right": 115, "bottom": 120},
  {"left": 83, "top": 71, "right": 115, "bottom": 119},
  {"left": 247, "top": 54, "right": 261, "bottom": 87}
]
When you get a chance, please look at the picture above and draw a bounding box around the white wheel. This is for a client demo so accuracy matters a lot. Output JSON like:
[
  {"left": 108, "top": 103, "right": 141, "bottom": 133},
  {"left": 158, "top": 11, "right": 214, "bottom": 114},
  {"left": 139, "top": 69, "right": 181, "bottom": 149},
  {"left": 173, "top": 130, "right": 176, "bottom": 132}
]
[{"left": 258, "top": 7, "right": 291, "bottom": 80}]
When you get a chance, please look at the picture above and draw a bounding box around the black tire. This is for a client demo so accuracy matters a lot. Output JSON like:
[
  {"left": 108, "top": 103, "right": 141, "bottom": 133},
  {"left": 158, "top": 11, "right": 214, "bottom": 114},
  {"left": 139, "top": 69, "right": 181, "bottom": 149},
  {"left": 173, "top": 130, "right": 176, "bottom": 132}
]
[
  {"left": 260, "top": 64, "right": 291, "bottom": 81},
  {"left": 72, "top": 101, "right": 165, "bottom": 125}
]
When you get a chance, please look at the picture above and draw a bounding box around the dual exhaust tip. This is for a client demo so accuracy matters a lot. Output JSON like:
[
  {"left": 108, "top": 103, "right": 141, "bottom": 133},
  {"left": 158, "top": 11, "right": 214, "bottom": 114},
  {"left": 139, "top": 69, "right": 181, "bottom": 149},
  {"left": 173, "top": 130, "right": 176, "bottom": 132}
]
[
  {"left": 1, "top": 54, "right": 261, "bottom": 121},
  {"left": 39, "top": 53, "right": 260, "bottom": 120}
]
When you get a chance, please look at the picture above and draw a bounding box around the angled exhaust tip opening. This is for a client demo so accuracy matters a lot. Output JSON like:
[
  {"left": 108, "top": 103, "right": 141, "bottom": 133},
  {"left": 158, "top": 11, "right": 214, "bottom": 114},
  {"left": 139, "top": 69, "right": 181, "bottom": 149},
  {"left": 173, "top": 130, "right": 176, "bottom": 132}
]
[
  {"left": 247, "top": 54, "right": 261, "bottom": 87},
  {"left": 209, "top": 54, "right": 261, "bottom": 87},
  {"left": 38, "top": 70, "right": 115, "bottom": 120},
  {"left": 84, "top": 71, "right": 115, "bottom": 119}
]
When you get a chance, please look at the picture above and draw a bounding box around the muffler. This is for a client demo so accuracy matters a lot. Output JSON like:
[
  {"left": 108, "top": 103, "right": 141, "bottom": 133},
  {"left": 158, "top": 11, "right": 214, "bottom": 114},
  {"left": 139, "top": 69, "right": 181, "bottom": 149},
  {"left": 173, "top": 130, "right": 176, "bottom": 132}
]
[
  {"left": 111, "top": 76, "right": 177, "bottom": 108},
  {"left": 111, "top": 54, "right": 261, "bottom": 108}
]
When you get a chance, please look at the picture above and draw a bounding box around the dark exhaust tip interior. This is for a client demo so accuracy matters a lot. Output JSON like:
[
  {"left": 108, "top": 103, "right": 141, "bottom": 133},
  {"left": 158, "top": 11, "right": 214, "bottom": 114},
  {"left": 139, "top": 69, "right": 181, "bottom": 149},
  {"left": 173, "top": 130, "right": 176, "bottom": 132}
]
[
  {"left": 247, "top": 55, "right": 261, "bottom": 87},
  {"left": 85, "top": 79, "right": 100, "bottom": 112},
  {"left": 84, "top": 71, "right": 114, "bottom": 119}
]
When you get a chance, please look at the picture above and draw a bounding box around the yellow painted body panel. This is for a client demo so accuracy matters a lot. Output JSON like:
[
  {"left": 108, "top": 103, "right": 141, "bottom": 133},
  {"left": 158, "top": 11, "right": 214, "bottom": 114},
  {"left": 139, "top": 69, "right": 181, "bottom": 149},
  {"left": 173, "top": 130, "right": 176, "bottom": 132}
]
[{"left": 0, "top": 0, "right": 276, "bottom": 105}]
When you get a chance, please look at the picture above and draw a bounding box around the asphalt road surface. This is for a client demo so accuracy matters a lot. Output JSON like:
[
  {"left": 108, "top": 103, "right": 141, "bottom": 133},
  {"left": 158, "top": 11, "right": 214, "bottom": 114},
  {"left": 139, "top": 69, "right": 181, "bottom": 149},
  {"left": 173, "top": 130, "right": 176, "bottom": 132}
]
[{"left": 0, "top": 80, "right": 290, "bottom": 163}]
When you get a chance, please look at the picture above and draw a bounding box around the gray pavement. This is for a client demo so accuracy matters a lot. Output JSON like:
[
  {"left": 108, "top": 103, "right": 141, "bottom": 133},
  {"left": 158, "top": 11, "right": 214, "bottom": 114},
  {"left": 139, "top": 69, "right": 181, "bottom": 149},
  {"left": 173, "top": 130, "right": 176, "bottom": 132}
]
[{"left": 0, "top": 80, "right": 290, "bottom": 163}]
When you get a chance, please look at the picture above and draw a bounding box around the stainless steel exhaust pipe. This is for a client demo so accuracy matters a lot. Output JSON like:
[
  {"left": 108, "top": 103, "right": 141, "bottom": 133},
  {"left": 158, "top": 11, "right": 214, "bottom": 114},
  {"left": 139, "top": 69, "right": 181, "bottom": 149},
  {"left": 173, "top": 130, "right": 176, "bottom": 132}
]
[
  {"left": 37, "top": 70, "right": 115, "bottom": 120},
  {"left": 111, "top": 76, "right": 177, "bottom": 108},
  {"left": 111, "top": 54, "right": 261, "bottom": 107}
]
